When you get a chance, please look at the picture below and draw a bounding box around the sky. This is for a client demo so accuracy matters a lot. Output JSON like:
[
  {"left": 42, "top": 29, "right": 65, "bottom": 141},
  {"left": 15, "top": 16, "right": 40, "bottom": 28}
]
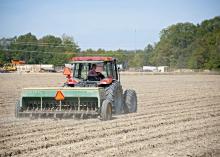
[{"left": 0, "top": 0, "right": 220, "bottom": 50}]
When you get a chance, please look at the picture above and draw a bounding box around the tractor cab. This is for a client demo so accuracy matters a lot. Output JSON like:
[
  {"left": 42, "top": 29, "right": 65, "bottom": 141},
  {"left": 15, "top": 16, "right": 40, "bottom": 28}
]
[{"left": 64, "top": 57, "right": 119, "bottom": 87}]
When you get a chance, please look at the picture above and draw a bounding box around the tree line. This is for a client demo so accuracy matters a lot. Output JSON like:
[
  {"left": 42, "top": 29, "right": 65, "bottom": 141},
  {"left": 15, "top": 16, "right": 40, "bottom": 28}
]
[
  {"left": 0, "top": 16, "right": 219, "bottom": 69},
  {"left": 0, "top": 33, "right": 80, "bottom": 66},
  {"left": 149, "top": 16, "right": 220, "bottom": 69}
]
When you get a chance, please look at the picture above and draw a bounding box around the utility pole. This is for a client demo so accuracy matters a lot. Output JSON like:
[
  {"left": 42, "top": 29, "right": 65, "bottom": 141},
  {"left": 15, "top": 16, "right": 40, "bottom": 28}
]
[{"left": 134, "top": 29, "right": 137, "bottom": 53}]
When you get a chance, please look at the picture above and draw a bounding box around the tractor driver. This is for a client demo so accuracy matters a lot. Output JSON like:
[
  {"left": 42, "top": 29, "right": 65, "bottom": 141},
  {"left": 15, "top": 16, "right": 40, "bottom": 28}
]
[{"left": 88, "top": 64, "right": 104, "bottom": 80}]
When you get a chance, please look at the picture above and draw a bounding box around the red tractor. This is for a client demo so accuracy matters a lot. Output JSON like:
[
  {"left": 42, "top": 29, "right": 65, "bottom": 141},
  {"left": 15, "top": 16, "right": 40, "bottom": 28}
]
[
  {"left": 16, "top": 57, "right": 137, "bottom": 120},
  {"left": 64, "top": 57, "right": 137, "bottom": 118}
]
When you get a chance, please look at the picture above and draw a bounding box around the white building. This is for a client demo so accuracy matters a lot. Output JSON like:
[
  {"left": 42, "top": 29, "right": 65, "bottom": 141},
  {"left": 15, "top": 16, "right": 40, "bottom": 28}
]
[
  {"left": 117, "top": 64, "right": 123, "bottom": 70},
  {"left": 16, "top": 64, "right": 54, "bottom": 73},
  {"left": 158, "top": 66, "right": 169, "bottom": 72},
  {"left": 143, "top": 66, "right": 157, "bottom": 72},
  {"left": 143, "top": 66, "right": 169, "bottom": 72}
]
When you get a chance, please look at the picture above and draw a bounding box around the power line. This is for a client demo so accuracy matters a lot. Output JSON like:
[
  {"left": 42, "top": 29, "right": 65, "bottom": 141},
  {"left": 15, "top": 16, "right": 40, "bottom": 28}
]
[
  {"left": 1, "top": 48, "right": 72, "bottom": 53},
  {"left": 10, "top": 42, "right": 78, "bottom": 48},
  {"left": 0, "top": 48, "right": 75, "bottom": 54},
  {"left": 8, "top": 41, "right": 145, "bottom": 47},
  {"left": 0, "top": 48, "right": 137, "bottom": 56}
]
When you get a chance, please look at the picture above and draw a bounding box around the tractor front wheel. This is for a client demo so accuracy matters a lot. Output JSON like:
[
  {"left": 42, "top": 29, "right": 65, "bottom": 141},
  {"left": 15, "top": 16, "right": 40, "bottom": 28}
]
[
  {"left": 101, "top": 100, "right": 112, "bottom": 121},
  {"left": 124, "top": 89, "right": 137, "bottom": 113}
]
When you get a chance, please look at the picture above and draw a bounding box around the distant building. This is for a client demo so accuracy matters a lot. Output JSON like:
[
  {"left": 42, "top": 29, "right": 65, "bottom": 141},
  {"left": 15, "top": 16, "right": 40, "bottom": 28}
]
[
  {"left": 16, "top": 64, "right": 40, "bottom": 73},
  {"left": 40, "top": 64, "right": 55, "bottom": 72},
  {"left": 158, "top": 66, "right": 169, "bottom": 72},
  {"left": 117, "top": 64, "right": 123, "bottom": 70},
  {"left": 143, "top": 66, "right": 157, "bottom": 72},
  {"left": 16, "top": 64, "right": 55, "bottom": 73}
]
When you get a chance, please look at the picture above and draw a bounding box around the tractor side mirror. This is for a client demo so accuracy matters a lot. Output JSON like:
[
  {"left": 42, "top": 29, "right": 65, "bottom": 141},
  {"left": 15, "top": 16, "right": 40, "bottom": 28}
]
[{"left": 117, "top": 67, "right": 120, "bottom": 82}]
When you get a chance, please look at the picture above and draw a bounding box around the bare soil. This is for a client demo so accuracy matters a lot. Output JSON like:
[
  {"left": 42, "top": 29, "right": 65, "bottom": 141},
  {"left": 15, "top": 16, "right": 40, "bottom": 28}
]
[{"left": 0, "top": 73, "right": 219, "bottom": 157}]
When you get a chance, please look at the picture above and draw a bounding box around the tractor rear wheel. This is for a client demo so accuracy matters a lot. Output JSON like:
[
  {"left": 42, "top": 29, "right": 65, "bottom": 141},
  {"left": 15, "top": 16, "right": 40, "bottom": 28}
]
[
  {"left": 124, "top": 89, "right": 137, "bottom": 113},
  {"left": 101, "top": 100, "right": 112, "bottom": 121},
  {"left": 105, "top": 81, "right": 123, "bottom": 114}
]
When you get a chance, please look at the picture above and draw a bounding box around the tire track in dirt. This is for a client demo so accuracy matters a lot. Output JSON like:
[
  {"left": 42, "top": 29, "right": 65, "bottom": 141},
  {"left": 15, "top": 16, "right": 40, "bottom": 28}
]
[
  {"left": 94, "top": 127, "right": 219, "bottom": 157},
  {"left": 1, "top": 96, "right": 219, "bottom": 139},
  {"left": 84, "top": 126, "right": 219, "bottom": 157},
  {"left": 1, "top": 109, "right": 219, "bottom": 156},
  {"left": 0, "top": 99, "right": 219, "bottom": 148},
  {"left": 1, "top": 101, "right": 219, "bottom": 146},
  {"left": 21, "top": 116, "right": 220, "bottom": 157},
  {"left": 139, "top": 95, "right": 220, "bottom": 107},
  {"left": 126, "top": 127, "right": 220, "bottom": 157},
  {"left": 1, "top": 107, "right": 219, "bottom": 151},
  {"left": 1, "top": 74, "right": 220, "bottom": 156}
]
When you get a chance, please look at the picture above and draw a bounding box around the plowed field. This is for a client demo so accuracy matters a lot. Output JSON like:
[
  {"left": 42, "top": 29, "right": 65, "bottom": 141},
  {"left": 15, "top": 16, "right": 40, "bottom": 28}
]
[{"left": 0, "top": 73, "right": 219, "bottom": 157}]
